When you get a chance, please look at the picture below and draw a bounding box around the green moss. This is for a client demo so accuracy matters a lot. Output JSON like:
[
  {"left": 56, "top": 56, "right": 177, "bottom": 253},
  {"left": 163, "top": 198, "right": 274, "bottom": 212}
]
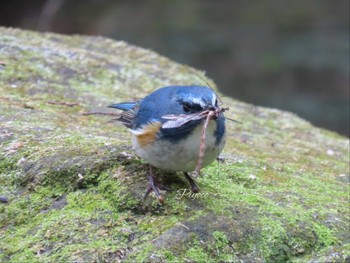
[
  {"left": 0, "top": 27, "right": 349, "bottom": 262},
  {"left": 0, "top": 155, "right": 18, "bottom": 176},
  {"left": 0, "top": 185, "right": 132, "bottom": 262},
  {"left": 312, "top": 223, "right": 338, "bottom": 248},
  {"left": 260, "top": 216, "right": 290, "bottom": 261},
  {"left": 186, "top": 240, "right": 211, "bottom": 262},
  {"left": 209, "top": 231, "right": 238, "bottom": 261}
]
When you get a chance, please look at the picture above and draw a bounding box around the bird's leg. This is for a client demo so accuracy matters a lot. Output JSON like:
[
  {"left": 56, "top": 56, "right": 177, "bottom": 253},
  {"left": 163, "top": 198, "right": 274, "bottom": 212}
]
[
  {"left": 184, "top": 172, "right": 199, "bottom": 193},
  {"left": 144, "top": 165, "right": 164, "bottom": 204}
]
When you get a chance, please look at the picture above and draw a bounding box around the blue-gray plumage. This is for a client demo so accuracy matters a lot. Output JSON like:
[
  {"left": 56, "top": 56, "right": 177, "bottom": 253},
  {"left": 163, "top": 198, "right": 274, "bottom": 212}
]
[
  {"left": 110, "top": 86, "right": 225, "bottom": 144},
  {"left": 109, "top": 85, "right": 226, "bottom": 203}
]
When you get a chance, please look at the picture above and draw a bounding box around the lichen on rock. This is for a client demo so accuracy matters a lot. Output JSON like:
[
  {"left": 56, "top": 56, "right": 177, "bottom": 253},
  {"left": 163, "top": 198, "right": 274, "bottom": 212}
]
[{"left": 0, "top": 27, "right": 349, "bottom": 262}]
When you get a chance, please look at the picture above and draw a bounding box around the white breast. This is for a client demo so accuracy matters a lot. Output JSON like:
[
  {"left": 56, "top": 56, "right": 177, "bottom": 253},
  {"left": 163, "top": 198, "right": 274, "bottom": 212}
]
[{"left": 131, "top": 120, "right": 226, "bottom": 172}]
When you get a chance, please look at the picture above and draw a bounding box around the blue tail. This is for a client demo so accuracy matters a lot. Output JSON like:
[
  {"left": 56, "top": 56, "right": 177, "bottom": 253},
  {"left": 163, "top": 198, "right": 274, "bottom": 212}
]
[
  {"left": 108, "top": 102, "right": 139, "bottom": 128},
  {"left": 108, "top": 102, "right": 137, "bottom": 111}
]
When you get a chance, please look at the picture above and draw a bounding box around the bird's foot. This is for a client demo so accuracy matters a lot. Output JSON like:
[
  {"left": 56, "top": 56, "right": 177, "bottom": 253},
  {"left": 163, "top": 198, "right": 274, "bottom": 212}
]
[
  {"left": 144, "top": 165, "right": 165, "bottom": 204},
  {"left": 184, "top": 172, "right": 199, "bottom": 193}
]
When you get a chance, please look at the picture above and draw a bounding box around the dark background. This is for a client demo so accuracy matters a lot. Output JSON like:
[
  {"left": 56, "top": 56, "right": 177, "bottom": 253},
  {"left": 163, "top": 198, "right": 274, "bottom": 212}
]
[{"left": 1, "top": 0, "right": 349, "bottom": 136}]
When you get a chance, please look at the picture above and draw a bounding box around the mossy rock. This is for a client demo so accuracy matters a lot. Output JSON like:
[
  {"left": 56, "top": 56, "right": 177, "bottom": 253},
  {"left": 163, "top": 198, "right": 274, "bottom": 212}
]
[{"left": 0, "top": 27, "right": 349, "bottom": 262}]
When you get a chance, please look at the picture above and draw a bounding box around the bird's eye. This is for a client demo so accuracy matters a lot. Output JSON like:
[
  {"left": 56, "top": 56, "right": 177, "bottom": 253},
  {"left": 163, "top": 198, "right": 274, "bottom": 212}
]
[
  {"left": 182, "top": 102, "right": 202, "bottom": 113},
  {"left": 183, "top": 102, "right": 191, "bottom": 112}
]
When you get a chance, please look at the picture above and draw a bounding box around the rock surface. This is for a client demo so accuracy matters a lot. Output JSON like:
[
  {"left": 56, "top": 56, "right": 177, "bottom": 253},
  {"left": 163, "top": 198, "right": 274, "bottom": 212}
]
[{"left": 0, "top": 27, "right": 349, "bottom": 262}]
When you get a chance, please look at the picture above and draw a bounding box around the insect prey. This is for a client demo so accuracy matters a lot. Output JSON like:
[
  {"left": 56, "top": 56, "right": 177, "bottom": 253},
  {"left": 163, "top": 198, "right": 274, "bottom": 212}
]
[{"left": 162, "top": 107, "right": 228, "bottom": 176}]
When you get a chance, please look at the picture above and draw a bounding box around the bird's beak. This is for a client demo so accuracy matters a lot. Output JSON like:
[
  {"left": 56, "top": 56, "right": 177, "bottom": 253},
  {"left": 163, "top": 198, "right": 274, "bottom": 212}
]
[{"left": 204, "top": 105, "right": 221, "bottom": 120}]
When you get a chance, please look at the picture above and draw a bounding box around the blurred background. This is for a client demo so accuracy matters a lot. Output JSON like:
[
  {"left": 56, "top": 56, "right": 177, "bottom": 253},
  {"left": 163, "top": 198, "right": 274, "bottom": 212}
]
[{"left": 1, "top": 0, "right": 349, "bottom": 136}]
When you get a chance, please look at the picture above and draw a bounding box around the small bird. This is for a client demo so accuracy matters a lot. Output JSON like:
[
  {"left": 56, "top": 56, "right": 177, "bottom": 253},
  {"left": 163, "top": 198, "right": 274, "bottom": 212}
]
[{"left": 109, "top": 85, "right": 226, "bottom": 203}]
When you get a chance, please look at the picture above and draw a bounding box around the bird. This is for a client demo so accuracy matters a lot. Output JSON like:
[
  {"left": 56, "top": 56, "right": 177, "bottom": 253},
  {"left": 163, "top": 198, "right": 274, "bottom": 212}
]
[{"left": 109, "top": 85, "right": 226, "bottom": 203}]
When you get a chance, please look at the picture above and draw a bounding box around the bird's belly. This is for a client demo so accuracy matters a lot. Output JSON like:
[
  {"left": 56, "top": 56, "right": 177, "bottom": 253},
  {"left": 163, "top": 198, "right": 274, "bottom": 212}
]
[{"left": 132, "top": 121, "right": 225, "bottom": 172}]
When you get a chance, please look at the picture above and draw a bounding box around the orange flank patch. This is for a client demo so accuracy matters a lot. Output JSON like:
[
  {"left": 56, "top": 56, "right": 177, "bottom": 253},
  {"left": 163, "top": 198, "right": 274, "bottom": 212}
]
[{"left": 134, "top": 122, "right": 162, "bottom": 147}]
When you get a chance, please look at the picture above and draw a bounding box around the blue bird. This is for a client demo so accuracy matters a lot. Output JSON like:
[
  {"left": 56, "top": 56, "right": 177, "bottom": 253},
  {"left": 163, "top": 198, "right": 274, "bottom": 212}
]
[{"left": 109, "top": 85, "right": 226, "bottom": 203}]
